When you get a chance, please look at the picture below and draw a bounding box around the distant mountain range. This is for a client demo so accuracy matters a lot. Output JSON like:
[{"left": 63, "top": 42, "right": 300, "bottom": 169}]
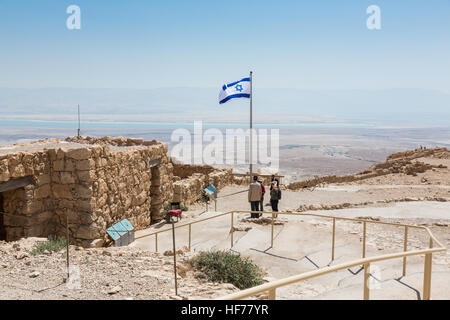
[{"left": 1, "top": 87, "right": 449, "bottom": 125}]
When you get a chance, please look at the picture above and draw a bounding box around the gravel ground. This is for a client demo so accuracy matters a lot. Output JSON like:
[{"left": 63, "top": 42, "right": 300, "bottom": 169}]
[{"left": 0, "top": 238, "right": 241, "bottom": 300}]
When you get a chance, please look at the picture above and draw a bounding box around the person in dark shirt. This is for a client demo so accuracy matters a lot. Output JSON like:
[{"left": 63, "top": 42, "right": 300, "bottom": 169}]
[
  {"left": 270, "top": 174, "right": 279, "bottom": 190},
  {"left": 258, "top": 178, "right": 265, "bottom": 217},
  {"left": 270, "top": 181, "right": 281, "bottom": 218}
]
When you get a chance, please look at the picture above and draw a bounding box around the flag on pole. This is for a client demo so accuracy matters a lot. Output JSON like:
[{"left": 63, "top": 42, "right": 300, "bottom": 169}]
[{"left": 219, "top": 77, "right": 251, "bottom": 104}]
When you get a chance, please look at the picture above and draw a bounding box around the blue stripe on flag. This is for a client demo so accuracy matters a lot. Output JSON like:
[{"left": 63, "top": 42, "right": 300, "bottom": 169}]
[
  {"left": 226, "top": 77, "right": 250, "bottom": 88},
  {"left": 219, "top": 93, "right": 251, "bottom": 104}
]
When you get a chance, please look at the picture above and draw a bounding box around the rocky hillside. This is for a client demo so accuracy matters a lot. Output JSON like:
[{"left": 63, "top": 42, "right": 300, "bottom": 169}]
[{"left": 287, "top": 147, "right": 449, "bottom": 190}]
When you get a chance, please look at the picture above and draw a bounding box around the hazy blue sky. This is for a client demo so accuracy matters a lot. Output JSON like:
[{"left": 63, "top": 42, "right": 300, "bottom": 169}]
[{"left": 1, "top": 0, "right": 449, "bottom": 92}]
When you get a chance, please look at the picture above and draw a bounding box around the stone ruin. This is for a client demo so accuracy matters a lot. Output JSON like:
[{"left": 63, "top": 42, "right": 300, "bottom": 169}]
[
  {"left": 0, "top": 136, "right": 283, "bottom": 247},
  {"left": 0, "top": 136, "right": 175, "bottom": 247},
  {"left": 170, "top": 163, "right": 281, "bottom": 205},
  {"left": 172, "top": 163, "right": 233, "bottom": 205}
]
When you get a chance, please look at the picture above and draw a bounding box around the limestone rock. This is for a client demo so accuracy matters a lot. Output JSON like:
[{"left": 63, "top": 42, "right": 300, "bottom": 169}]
[
  {"left": 28, "top": 271, "right": 40, "bottom": 278},
  {"left": 67, "top": 148, "right": 90, "bottom": 160},
  {"left": 90, "top": 239, "right": 104, "bottom": 248},
  {"left": 107, "top": 286, "right": 121, "bottom": 295},
  {"left": 15, "top": 252, "right": 29, "bottom": 260}
]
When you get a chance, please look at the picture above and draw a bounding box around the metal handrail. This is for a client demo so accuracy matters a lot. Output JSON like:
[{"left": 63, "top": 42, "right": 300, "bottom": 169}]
[
  {"left": 217, "top": 245, "right": 444, "bottom": 300},
  {"left": 219, "top": 212, "right": 446, "bottom": 300},
  {"left": 135, "top": 210, "right": 232, "bottom": 240},
  {"left": 135, "top": 209, "right": 446, "bottom": 300}
]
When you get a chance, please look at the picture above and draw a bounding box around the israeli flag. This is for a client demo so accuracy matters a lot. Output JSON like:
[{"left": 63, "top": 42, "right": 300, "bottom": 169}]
[{"left": 219, "top": 77, "right": 251, "bottom": 104}]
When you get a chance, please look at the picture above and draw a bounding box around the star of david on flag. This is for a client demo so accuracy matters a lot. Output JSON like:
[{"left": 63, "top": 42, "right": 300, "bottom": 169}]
[{"left": 218, "top": 77, "right": 251, "bottom": 104}]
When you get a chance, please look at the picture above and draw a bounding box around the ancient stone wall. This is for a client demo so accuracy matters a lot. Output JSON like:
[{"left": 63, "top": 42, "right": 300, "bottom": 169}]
[
  {"left": 0, "top": 150, "right": 53, "bottom": 241},
  {"left": 150, "top": 149, "right": 174, "bottom": 221},
  {"left": 0, "top": 137, "right": 174, "bottom": 246},
  {"left": 172, "top": 163, "right": 215, "bottom": 179},
  {"left": 49, "top": 146, "right": 156, "bottom": 246},
  {"left": 172, "top": 164, "right": 233, "bottom": 205}
]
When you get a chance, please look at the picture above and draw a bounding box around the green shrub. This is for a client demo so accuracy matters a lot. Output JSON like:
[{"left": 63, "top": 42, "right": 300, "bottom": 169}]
[
  {"left": 189, "top": 250, "right": 264, "bottom": 289},
  {"left": 30, "top": 235, "right": 67, "bottom": 256}
]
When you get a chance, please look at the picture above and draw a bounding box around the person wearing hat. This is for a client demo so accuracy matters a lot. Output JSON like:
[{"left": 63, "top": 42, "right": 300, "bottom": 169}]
[
  {"left": 248, "top": 175, "right": 262, "bottom": 218},
  {"left": 270, "top": 181, "right": 281, "bottom": 218},
  {"left": 258, "top": 178, "right": 265, "bottom": 218}
]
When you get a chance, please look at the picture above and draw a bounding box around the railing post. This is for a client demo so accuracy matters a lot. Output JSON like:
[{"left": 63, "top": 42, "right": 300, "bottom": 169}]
[
  {"left": 362, "top": 221, "right": 367, "bottom": 258},
  {"left": 230, "top": 212, "right": 234, "bottom": 248},
  {"left": 423, "top": 253, "right": 432, "bottom": 300},
  {"left": 155, "top": 233, "right": 158, "bottom": 252},
  {"left": 364, "top": 262, "right": 370, "bottom": 300},
  {"left": 332, "top": 217, "right": 336, "bottom": 261},
  {"left": 402, "top": 226, "right": 408, "bottom": 277},
  {"left": 270, "top": 212, "right": 274, "bottom": 248},
  {"left": 171, "top": 221, "right": 178, "bottom": 296},
  {"left": 188, "top": 224, "right": 192, "bottom": 251},
  {"left": 423, "top": 237, "right": 433, "bottom": 300},
  {"left": 268, "top": 288, "right": 276, "bottom": 300}
]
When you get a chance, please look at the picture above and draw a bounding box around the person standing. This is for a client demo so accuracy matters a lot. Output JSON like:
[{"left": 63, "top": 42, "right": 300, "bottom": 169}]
[
  {"left": 270, "top": 174, "right": 279, "bottom": 190},
  {"left": 258, "top": 178, "right": 265, "bottom": 217},
  {"left": 270, "top": 181, "right": 281, "bottom": 218},
  {"left": 248, "top": 175, "right": 262, "bottom": 218}
]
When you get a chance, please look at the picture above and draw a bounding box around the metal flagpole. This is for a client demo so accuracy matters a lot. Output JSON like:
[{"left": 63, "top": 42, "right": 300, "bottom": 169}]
[{"left": 249, "top": 71, "right": 253, "bottom": 183}]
